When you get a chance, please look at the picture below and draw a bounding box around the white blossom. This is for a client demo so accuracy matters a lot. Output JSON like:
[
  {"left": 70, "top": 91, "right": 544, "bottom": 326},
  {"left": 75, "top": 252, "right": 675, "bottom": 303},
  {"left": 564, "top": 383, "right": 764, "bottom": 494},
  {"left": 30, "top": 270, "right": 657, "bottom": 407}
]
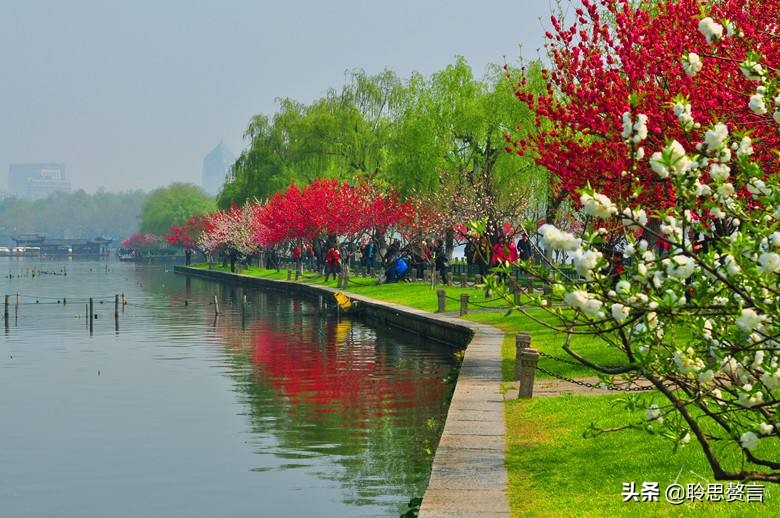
[
  {"left": 717, "top": 183, "right": 735, "bottom": 199},
  {"left": 740, "top": 431, "right": 760, "bottom": 450},
  {"left": 564, "top": 290, "right": 602, "bottom": 316},
  {"left": 709, "top": 163, "right": 730, "bottom": 181},
  {"left": 709, "top": 207, "right": 726, "bottom": 219},
  {"left": 759, "top": 422, "right": 774, "bottom": 436},
  {"left": 633, "top": 114, "right": 648, "bottom": 143},
  {"left": 738, "top": 390, "right": 763, "bottom": 408},
  {"left": 580, "top": 192, "right": 618, "bottom": 219},
  {"left": 758, "top": 252, "right": 780, "bottom": 273},
  {"left": 649, "top": 152, "right": 669, "bottom": 178},
  {"left": 674, "top": 347, "right": 706, "bottom": 375},
  {"left": 682, "top": 52, "right": 703, "bottom": 77},
  {"left": 704, "top": 123, "right": 728, "bottom": 150},
  {"left": 611, "top": 303, "right": 630, "bottom": 322},
  {"left": 572, "top": 248, "right": 603, "bottom": 279},
  {"left": 698, "top": 17, "right": 724, "bottom": 43},
  {"left": 665, "top": 255, "right": 696, "bottom": 279},
  {"left": 761, "top": 370, "right": 780, "bottom": 390},
  {"left": 621, "top": 111, "right": 633, "bottom": 139},
  {"left": 538, "top": 224, "right": 581, "bottom": 251},
  {"left": 674, "top": 101, "right": 694, "bottom": 128},
  {"left": 736, "top": 308, "right": 766, "bottom": 332},
  {"left": 749, "top": 93, "right": 768, "bottom": 115},
  {"left": 752, "top": 350, "right": 765, "bottom": 370},
  {"left": 737, "top": 136, "right": 754, "bottom": 157},
  {"left": 723, "top": 255, "right": 741, "bottom": 276}
]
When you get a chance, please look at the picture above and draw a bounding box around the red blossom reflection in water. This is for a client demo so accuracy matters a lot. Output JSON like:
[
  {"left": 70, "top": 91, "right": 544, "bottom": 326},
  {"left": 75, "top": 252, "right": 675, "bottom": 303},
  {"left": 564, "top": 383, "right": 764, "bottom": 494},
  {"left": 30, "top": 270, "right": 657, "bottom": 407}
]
[{"left": 244, "top": 317, "right": 449, "bottom": 425}]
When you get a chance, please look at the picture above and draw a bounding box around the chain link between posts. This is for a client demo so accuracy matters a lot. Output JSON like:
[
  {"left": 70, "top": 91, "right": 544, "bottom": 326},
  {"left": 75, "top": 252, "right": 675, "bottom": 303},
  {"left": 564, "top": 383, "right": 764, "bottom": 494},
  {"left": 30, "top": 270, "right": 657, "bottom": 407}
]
[{"left": 535, "top": 350, "right": 657, "bottom": 392}]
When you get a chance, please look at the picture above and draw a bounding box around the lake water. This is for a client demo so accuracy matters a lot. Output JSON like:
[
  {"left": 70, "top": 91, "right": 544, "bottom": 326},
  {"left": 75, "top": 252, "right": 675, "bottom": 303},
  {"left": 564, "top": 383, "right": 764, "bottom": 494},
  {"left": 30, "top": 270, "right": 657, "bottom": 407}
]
[{"left": 0, "top": 259, "right": 461, "bottom": 517}]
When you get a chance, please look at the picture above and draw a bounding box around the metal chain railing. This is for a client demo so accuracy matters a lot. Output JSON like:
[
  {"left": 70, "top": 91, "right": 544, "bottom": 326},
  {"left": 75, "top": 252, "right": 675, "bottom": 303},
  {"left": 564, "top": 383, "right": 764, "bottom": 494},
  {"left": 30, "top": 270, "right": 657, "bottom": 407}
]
[{"left": 535, "top": 364, "right": 657, "bottom": 392}]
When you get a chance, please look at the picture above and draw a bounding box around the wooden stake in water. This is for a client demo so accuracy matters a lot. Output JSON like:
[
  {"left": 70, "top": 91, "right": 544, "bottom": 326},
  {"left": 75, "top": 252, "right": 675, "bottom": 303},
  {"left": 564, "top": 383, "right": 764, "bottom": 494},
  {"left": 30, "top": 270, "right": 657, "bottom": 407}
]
[
  {"left": 241, "top": 294, "right": 247, "bottom": 329},
  {"left": 4, "top": 294, "right": 8, "bottom": 322},
  {"left": 89, "top": 297, "right": 94, "bottom": 334},
  {"left": 213, "top": 295, "right": 220, "bottom": 315},
  {"left": 114, "top": 294, "right": 119, "bottom": 326}
]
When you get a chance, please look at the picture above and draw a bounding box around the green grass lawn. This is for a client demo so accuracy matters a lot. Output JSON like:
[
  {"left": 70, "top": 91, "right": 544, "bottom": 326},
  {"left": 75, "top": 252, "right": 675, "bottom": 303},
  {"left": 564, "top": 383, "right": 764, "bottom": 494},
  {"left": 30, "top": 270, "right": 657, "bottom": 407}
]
[
  {"left": 193, "top": 263, "right": 515, "bottom": 312},
  {"left": 507, "top": 394, "right": 774, "bottom": 517}
]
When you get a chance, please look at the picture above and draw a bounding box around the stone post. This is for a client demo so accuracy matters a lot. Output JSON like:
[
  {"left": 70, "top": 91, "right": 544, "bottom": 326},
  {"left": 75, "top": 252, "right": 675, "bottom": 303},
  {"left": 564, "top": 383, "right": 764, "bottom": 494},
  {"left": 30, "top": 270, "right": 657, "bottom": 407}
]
[
  {"left": 514, "top": 333, "right": 531, "bottom": 380},
  {"left": 460, "top": 273, "right": 467, "bottom": 288},
  {"left": 437, "top": 290, "right": 446, "bottom": 313},
  {"left": 518, "top": 347, "right": 540, "bottom": 398},
  {"left": 459, "top": 294, "right": 469, "bottom": 316},
  {"left": 287, "top": 269, "right": 292, "bottom": 280}
]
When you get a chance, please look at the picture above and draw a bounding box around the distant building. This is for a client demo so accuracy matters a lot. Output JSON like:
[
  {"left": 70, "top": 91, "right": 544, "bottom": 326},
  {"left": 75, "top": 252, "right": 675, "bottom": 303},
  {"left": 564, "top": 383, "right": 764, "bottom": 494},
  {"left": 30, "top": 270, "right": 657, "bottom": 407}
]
[
  {"left": 8, "top": 163, "right": 71, "bottom": 200},
  {"left": 12, "top": 233, "right": 112, "bottom": 256},
  {"left": 202, "top": 142, "right": 234, "bottom": 196}
]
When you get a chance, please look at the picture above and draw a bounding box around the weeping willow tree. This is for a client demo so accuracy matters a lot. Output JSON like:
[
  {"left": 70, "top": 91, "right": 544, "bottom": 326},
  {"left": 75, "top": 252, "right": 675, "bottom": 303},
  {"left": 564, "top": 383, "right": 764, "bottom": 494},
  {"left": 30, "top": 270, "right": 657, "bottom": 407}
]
[{"left": 220, "top": 59, "right": 550, "bottom": 249}]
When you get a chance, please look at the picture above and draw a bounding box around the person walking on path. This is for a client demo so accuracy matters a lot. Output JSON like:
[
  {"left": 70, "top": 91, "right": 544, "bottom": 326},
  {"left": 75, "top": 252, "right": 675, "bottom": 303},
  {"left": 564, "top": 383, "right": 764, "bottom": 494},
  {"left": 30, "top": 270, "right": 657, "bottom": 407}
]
[
  {"left": 324, "top": 245, "right": 341, "bottom": 282},
  {"left": 291, "top": 243, "right": 302, "bottom": 273},
  {"left": 433, "top": 239, "right": 449, "bottom": 285},
  {"left": 362, "top": 238, "right": 376, "bottom": 275},
  {"left": 517, "top": 234, "right": 532, "bottom": 261},
  {"left": 411, "top": 239, "right": 431, "bottom": 280}
]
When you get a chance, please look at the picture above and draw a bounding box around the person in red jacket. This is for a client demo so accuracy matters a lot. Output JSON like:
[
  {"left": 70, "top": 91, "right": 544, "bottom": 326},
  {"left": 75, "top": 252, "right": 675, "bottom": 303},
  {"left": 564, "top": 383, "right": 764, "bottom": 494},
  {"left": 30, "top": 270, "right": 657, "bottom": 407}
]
[
  {"left": 492, "top": 235, "right": 518, "bottom": 282},
  {"left": 291, "top": 243, "right": 302, "bottom": 272},
  {"left": 324, "top": 246, "right": 341, "bottom": 282}
]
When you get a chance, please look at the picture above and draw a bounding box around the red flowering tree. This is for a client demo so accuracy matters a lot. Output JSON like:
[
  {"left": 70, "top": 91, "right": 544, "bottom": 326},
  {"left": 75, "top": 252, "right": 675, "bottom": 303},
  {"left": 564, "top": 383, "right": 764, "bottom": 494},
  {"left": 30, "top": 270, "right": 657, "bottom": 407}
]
[
  {"left": 166, "top": 214, "right": 216, "bottom": 260},
  {"left": 511, "top": 0, "right": 780, "bottom": 215},
  {"left": 500, "top": 0, "right": 780, "bottom": 483},
  {"left": 254, "top": 179, "right": 409, "bottom": 247}
]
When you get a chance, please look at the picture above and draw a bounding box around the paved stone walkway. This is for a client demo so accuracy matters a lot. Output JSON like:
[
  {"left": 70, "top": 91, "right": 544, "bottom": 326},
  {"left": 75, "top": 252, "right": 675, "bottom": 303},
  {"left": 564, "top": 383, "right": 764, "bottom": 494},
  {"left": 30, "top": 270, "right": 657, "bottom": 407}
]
[{"left": 419, "top": 323, "right": 509, "bottom": 517}]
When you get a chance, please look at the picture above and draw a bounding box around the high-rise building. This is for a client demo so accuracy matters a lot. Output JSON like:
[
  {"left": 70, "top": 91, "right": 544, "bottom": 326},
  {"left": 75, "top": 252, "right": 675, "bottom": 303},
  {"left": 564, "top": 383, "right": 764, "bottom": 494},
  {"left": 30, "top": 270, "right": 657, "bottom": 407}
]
[
  {"left": 202, "top": 142, "right": 234, "bottom": 196},
  {"left": 8, "top": 163, "right": 71, "bottom": 200}
]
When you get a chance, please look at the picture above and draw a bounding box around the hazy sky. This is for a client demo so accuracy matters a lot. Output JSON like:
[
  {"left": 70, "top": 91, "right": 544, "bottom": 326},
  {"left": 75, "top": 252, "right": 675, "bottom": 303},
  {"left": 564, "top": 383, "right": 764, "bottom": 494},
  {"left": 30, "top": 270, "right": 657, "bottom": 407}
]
[{"left": 1, "top": 0, "right": 556, "bottom": 193}]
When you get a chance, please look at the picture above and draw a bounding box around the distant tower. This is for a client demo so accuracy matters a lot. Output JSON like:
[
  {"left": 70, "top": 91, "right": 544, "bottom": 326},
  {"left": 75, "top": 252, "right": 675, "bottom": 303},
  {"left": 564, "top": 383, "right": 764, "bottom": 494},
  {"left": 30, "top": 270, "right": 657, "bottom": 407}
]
[{"left": 202, "top": 141, "right": 235, "bottom": 196}]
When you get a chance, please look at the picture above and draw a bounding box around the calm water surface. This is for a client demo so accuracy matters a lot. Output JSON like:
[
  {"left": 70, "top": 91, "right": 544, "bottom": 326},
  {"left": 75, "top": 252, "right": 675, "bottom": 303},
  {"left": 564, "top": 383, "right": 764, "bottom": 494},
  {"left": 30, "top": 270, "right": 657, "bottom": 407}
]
[{"left": 0, "top": 259, "right": 460, "bottom": 517}]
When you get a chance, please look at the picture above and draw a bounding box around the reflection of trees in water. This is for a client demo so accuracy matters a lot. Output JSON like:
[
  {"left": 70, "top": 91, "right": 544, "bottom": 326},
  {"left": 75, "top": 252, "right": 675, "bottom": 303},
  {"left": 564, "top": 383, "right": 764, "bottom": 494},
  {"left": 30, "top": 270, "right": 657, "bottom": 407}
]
[
  {"left": 133, "top": 268, "right": 461, "bottom": 512},
  {"left": 221, "top": 296, "right": 459, "bottom": 511}
]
